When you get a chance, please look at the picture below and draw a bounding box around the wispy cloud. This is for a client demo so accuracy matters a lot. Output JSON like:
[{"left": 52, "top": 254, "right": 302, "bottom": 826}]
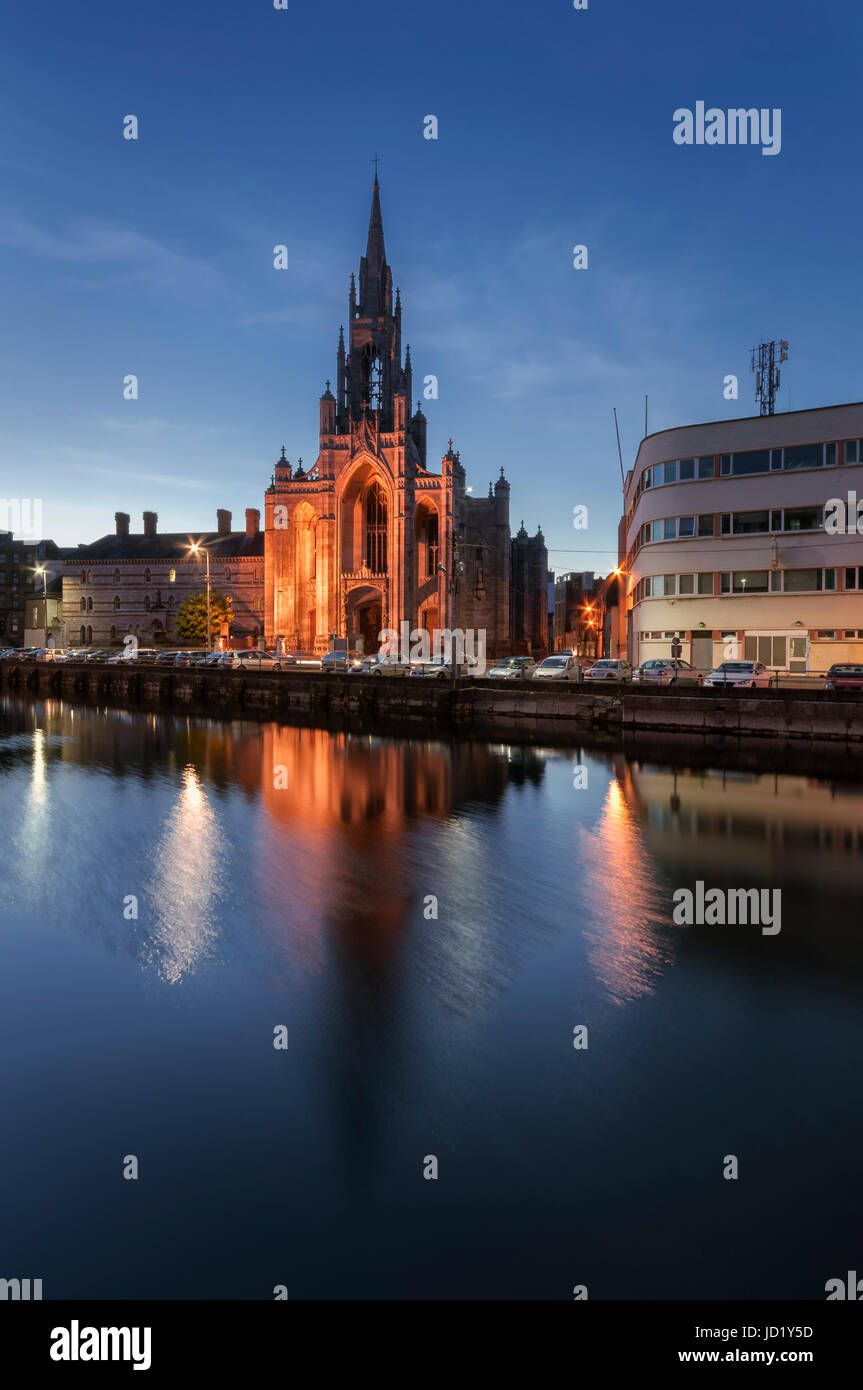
[{"left": 0, "top": 215, "right": 230, "bottom": 300}]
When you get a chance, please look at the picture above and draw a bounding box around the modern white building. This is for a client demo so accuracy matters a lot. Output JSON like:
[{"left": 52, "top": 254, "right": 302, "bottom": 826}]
[{"left": 620, "top": 402, "right": 863, "bottom": 673}]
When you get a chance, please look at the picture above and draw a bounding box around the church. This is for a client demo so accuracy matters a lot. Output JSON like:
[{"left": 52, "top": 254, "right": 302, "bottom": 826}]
[{"left": 263, "top": 175, "right": 548, "bottom": 658}]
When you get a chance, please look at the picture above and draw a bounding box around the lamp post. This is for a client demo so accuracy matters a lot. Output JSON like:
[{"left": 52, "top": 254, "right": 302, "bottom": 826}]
[
  {"left": 34, "top": 565, "right": 49, "bottom": 647},
  {"left": 189, "top": 542, "right": 212, "bottom": 650}
]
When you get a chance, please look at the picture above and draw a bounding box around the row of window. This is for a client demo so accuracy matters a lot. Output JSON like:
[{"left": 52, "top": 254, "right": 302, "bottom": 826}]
[
  {"left": 74, "top": 566, "right": 260, "bottom": 586},
  {"left": 76, "top": 594, "right": 265, "bottom": 613},
  {"left": 630, "top": 439, "right": 863, "bottom": 522},
  {"left": 639, "top": 441, "right": 845, "bottom": 495},
  {"left": 0, "top": 552, "right": 36, "bottom": 565},
  {"left": 0, "top": 573, "right": 34, "bottom": 586},
  {"left": 635, "top": 567, "right": 843, "bottom": 601},
  {"left": 636, "top": 504, "right": 827, "bottom": 549},
  {"left": 640, "top": 628, "right": 863, "bottom": 640}
]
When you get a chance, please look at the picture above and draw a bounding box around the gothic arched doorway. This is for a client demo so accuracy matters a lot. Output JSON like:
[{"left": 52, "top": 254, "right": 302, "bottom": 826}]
[{"left": 346, "top": 585, "right": 385, "bottom": 655}]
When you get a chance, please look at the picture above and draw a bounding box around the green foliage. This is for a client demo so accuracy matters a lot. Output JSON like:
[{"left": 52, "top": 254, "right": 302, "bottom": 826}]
[{"left": 174, "top": 590, "right": 233, "bottom": 642}]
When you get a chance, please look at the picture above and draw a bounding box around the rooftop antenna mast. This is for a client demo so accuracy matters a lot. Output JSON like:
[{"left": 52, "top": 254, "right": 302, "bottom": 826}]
[
  {"left": 613, "top": 408, "right": 625, "bottom": 489},
  {"left": 750, "top": 339, "right": 788, "bottom": 415}
]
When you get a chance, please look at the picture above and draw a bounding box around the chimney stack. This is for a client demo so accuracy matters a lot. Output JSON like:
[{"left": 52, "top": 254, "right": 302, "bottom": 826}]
[
  {"left": 143, "top": 511, "right": 158, "bottom": 538},
  {"left": 245, "top": 507, "right": 260, "bottom": 538},
  {"left": 115, "top": 512, "right": 130, "bottom": 539},
  {"left": 217, "top": 508, "right": 232, "bottom": 537}
]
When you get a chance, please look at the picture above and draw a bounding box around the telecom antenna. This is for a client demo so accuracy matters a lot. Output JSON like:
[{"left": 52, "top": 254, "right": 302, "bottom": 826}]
[{"left": 750, "top": 339, "right": 788, "bottom": 415}]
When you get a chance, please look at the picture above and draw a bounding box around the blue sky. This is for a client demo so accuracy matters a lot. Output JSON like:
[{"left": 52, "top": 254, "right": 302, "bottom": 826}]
[{"left": 1, "top": 0, "right": 860, "bottom": 572}]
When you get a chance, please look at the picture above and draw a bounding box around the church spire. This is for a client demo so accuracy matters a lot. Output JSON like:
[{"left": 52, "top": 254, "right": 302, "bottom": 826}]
[
  {"left": 366, "top": 171, "right": 386, "bottom": 272},
  {"left": 358, "top": 172, "right": 391, "bottom": 319}
]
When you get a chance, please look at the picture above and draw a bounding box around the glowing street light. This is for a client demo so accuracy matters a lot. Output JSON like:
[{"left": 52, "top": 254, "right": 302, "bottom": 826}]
[{"left": 188, "top": 542, "right": 212, "bottom": 650}]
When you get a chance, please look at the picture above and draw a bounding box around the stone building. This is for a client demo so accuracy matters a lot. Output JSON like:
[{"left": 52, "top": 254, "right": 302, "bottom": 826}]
[
  {"left": 510, "top": 522, "right": 549, "bottom": 654},
  {"left": 0, "top": 533, "right": 59, "bottom": 647},
  {"left": 264, "top": 176, "right": 548, "bottom": 657},
  {"left": 61, "top": 509, "right": 264, "bottom": 648}
]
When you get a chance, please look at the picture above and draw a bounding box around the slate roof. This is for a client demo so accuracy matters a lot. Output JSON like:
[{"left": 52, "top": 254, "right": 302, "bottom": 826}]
[{"left": 61, "top": 531, "right": 265, "bottom": 562}]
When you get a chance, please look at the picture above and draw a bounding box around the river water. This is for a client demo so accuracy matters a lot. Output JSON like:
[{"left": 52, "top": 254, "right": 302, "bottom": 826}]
[{"left": 1, "top": 695, "right": 861, "bottom": 1299}]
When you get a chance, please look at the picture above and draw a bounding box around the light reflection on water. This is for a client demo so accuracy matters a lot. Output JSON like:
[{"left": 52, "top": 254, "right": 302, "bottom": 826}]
[{"left": 2, "top": 695, "right": 863, "bottom": 1299}]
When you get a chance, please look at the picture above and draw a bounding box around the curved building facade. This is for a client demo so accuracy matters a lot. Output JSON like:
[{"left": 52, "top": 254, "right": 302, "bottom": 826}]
[{"left": 619, "top": 402, "right": 863, "bottom": 673}]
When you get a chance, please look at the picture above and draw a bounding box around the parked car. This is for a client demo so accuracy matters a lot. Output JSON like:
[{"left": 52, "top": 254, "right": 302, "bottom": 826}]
[
  {"left": 83, "top": 650, "right": 110, "bottom": 663},
  {"left": 583, "top": 658, "right": 632, "bottom": 682},
  {"left": 487, "top": 656, "right": 537, "bottom": 679},
  {"left": 227, "top": 651, "right": 283, "bottom": 671},
  {"left": 154, "top": 651, "right": 178, "bottom": 666},
  {"left": 704, "top": 660, "right": 773, "bottom": 689},
  {"left": 635, "top": 658, "right": 703, "bottom": 686},
  {"left": 409, "top": 656, "right": 480, "bottom": 679},
  {"left": 824, "top": 663, "right": 863, "bottom": 692},
  {"left": 533, "top": 654, "right": 583, "bottom": 681},
  {"left": 370, "top": 652, "right": 414, "bottom": 675},
  {"left": 320, "top": 649, "right": 362, "bottom": 673}
]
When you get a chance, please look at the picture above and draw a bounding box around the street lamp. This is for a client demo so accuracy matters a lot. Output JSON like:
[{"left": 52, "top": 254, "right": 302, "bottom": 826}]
[
  {"left": 188, "top": 542, "right": 211, "bottom": 650},
  {"left": 34, "top": 565, "right": 49, "bottom": 646}
]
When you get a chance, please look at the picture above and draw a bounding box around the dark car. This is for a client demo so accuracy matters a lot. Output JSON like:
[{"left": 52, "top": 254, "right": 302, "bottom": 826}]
[{"left": 824, "top": 663, "right": 863, "bottom": 692}]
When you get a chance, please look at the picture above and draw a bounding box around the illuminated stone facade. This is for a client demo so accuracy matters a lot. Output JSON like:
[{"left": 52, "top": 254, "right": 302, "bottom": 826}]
[{"left": 264, "top": 177, "right": 548, "bottom": 657}]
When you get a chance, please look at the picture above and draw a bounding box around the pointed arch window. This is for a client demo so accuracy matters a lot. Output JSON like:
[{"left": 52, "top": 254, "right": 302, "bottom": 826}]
[
  {"left": 427, "top": 512, "right": 439, "bottom": 579},
  {"left": 365, "top": 483, "right": 388, "bottom": 573}
]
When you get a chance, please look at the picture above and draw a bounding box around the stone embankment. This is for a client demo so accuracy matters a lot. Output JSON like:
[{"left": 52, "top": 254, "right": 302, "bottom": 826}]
[{"left": 3, "top": 658, "right": 863, "bottom": 743}]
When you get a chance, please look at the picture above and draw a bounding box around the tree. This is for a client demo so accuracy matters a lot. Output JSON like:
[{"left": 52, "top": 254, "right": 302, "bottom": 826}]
[{"left": 173, "top": 590, "right": 233, "bottom": 644}]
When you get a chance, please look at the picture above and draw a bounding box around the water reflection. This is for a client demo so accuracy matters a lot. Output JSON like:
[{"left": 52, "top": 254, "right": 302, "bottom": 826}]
[
  {"left": 143, "top": 766, "right": 227, "bottom": 984},
  {"left": 578, "top": 776, "right": 672, "bottom": 1005},
  {"left": 3, "top": 696, "right": 863, "bottom": 1298},
  {"left": 3, "top": 695, "right": 863, "bottom": 1010}
]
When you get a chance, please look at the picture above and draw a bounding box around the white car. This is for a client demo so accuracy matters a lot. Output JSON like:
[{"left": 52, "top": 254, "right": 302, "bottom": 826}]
[
  {"left": 487, "top": 656, "right": 537, "bottom": 679},
  {"left": 583, "top": 658, "right": 632, "bottom": 682},
  {"left": 227, "top": 651, "right": 283, "bottom": 671},
  {"left": 409, "top": 656, "right": 479, "bottom": 679},
  {"left": 532, "top": 654, "right": 583, "bottom": 681},
  {"left": 704, "top": 660, "right": 773, "bottom": 689}
]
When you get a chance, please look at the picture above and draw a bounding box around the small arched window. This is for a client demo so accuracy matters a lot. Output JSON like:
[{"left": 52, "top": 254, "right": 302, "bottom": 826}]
[
  {"left": 113, "top": 568, "right": 121, "bottom": 584},
  {"left": 80, "top": 596, "right": 86, "bottom": 612},
  {"left": 168, "top": 568, "right": 176, "bottom": 584},
  {"left": 110, "top": 625, "right": 116, "bottom": 641},
  {"left": 87, "top": 570, "right": 93, "bottom": 584},
  {"left": 144, "top": 595, "right": 150, "bottom": 611},
  {"left": 113, "top": 596, "right": 120, "bottom": 611},
  {"left": 225, "top": 567, "right": 231, "bottom": 582},
  {"left": 87, "top": 596, "right": 93, "bottom": 611},
  {"left": 144, "top": 568, "right": 151, "bottom": 585},
  {"left": 80, "top": 625, "right": 86, "bottom": 643},
  {"left": 86, "top": 625, "right": 92, "bottom": 643}
]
